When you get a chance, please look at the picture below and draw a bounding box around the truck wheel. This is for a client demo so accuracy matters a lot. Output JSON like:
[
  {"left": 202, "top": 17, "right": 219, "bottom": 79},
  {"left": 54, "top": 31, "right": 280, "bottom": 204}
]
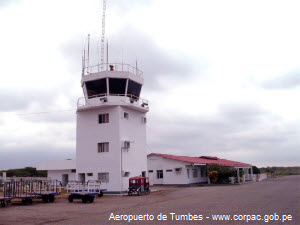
[
  {"left": 28, "top": 199, "right": 33, "bottom": 204},
  {"left": 88, "top": 197, "right": 94, "bottom": 203},
  {"left": 49, "top": 195, "right": 55, "bottom": 203},
  {"left": 82, "top": 196, "right": 87, "bottom": 203},
  {"left": 42, "top": 196, "right": 49, "bottom": 203},
  {"left": 98, "top": 191, "right": 103, "bottom": 197},
  {"left": 128, "top": 192, "right": 132, "bottom": 196},
  {"left": 68, "top": 195, "right": 73, "bottom": 203},
  {"left": 1, "top": 201, "right": 5, "bottom": 207}
]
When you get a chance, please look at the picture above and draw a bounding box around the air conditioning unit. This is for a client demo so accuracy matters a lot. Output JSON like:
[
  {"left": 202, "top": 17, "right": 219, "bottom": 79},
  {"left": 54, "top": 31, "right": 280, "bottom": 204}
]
[
  {"left": 123, "top": 141, "right": 130, "bottom": 149},
  {"left": 122, "top": 171, "right": 130, "bottom": 177}
]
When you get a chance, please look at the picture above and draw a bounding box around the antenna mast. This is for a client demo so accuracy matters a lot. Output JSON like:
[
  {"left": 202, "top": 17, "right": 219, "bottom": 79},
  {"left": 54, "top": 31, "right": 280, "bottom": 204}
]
[{"left": 101, "top": 0, "right": 106, "bottom": 71}]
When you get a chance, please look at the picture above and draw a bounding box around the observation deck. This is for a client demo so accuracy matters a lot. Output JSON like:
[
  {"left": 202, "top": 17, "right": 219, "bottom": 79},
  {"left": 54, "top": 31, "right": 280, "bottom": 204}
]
[{"left": 77, "top": 63, "right": 149, "bottom": 113}]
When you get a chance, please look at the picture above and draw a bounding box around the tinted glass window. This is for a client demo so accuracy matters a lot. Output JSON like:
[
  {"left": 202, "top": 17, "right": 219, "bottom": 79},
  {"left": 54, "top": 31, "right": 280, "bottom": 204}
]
[
  {"left": 86, "top": 78, "right": 107, "bottom": 99},
  {"left": 127, "top": 80, "right": 142, "bottom": 98},
  {"left": 109, "top": 78, "right": 126, "bottom": 95}
]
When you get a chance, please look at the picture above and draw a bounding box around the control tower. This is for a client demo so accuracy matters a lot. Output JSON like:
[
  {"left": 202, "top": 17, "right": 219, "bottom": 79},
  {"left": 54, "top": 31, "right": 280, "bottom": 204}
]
[{"left": 76, "top": 63, "right": 149, "bottom": 193}]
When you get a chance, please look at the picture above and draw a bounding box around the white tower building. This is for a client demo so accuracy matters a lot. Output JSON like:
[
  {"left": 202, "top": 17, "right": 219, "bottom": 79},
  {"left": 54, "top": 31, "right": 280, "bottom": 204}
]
[{"left": 76, "top": 64, "right": 149, "bottom": 193}]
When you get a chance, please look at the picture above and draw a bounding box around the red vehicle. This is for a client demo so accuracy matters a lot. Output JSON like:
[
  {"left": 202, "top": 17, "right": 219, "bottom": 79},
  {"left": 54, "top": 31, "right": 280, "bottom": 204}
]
[{"left": 128, "top": 176, "right": 150, "bottom": 196}]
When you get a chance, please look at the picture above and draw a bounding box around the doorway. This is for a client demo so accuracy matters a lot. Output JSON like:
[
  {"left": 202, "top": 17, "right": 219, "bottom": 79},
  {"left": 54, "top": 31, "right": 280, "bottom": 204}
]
[
  {"left": 78, "top": 173, "right": 85, "bottom": 182},
  {"left": 62, "top": 174, "right": 69, "bottom": 186}
]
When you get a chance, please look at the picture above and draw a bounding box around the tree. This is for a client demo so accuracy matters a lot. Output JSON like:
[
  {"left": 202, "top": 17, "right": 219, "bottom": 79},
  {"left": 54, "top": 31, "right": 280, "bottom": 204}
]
[{"left": 252, "top": 166, "right": 260, "bottom": 174}]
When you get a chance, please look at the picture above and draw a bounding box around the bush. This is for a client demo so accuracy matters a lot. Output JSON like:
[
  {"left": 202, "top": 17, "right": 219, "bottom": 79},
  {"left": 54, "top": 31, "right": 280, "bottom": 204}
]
[
  {"left": 208, "top": 171, "right": 219, "bottom": 183},
  {"left": 208, "top": 164, "right": 235, "bottom": 184},
  {"left": 0, "top": 167, "right": 47, "bottom": 177}
]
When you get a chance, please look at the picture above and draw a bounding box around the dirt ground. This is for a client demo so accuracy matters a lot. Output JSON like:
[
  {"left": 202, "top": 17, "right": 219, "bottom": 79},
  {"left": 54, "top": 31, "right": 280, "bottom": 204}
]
[{"left": 0, "top": 176, "right": 299, "bottom": 225}]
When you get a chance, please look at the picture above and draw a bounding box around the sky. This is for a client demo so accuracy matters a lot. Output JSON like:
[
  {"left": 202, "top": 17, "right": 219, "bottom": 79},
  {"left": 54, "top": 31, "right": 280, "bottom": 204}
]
[{"left": 0, "top": 0, "right": 299, "bottom": 170}]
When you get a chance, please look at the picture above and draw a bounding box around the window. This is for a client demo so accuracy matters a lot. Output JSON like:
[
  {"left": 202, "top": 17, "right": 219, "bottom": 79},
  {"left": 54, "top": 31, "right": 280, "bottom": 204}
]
[
  {"left": 166, "top": 169, "right": 172, "bottom": 172},
  {"left": 124, "top": 112, "right": 129, "bottom": 119},
  {"left": 98, "top": 114, "right": 109, "bottom": 124},
  {"left": 127, "top": 80, "right": 142, "bottom": 99},
  {"left": 123, "top": 172, "right": 130, "bottom": 177},
  {"left": 98, "top": 142, "right": 109, "bottom": 153},
  {"left": 148, "top": 170, "right": 153, "bottom": 173},
  {"left": 85, "top": 78, "right": 107, "bottom": 99},
  {"left": 98, "top": 173, "right": 109, "bottom": 183},
  {"left": 192, "top": 169, "right": 198, "bottom": 178},
  {"left": 201, "top": 169, "right": 206, "bottom": 177},
  {"left": 187, "top": 169, "right": 190, "bottom": 178},
  {"left": 142, "top": 117, "right": 147, "bottom": 124},
  {"left": 87, "top": 173, "right": 93, "bottom": 177},
  {"left": 109, "top": 78, "right": 126, "bottom": 95},
  {"left": 71, "top": 169, "right": 76, "bottom": 173},
  {"left": 142, "top": 171, "right": 146, "bottom": 177},
  {"left": 157, "top": 170, "right": 163, "bottom": 179}
]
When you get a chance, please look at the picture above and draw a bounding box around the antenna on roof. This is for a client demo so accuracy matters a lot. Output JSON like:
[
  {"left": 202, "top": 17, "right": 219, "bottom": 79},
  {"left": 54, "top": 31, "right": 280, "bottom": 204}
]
[
  {"left": 87, "top": 34, "right": 90, "bottom": 74},
  {"left": 101, "top": 0, "right": 106, "bottom": 71}
]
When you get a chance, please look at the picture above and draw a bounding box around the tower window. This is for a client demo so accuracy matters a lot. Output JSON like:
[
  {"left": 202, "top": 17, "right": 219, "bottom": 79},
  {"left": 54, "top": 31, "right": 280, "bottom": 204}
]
[
  {"left": 124, "top": 112, "right": 129, "bottom": 119},
  {"left": 98, "top": 142, "right": 109, "bottom": 153},
  {"left": 86, "top": 78, "right": 107, "bottom": 99},
  {"left": 98, "top": 172, "right": 109, "bottom": 183},
  {"left": 157, "top": 170, "right": 163, "bottom": 179},
  {"left": 87, "top": 173, "right": 93, "bottom": 177},
  {"left": 98, "top": 114, "right": 109, "bottom": 124}
]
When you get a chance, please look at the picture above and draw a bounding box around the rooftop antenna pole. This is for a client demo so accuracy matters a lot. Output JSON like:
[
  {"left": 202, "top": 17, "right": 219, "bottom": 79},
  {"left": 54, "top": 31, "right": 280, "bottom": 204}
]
[
  {"left": 87, "top": 34, "right": 90, "bottom": 74},
  {"left": 107, "top": 41, "right": 108, "bottom": 70},
  {"left": 101, "top": 0, "right": 107, "bottom": 71},
  {"left": 136, "top": 58, "right": 138, "bottom": 76}
]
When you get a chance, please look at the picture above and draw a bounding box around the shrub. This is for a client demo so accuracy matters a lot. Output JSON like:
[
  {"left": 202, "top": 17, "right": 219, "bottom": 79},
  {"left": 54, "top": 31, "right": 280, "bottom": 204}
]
[
  {"left": 208, "top": 171, "right": 219, "bottom": 183},
  {"left": 208, "top": 164, "right": 235, "bottom": 183}
]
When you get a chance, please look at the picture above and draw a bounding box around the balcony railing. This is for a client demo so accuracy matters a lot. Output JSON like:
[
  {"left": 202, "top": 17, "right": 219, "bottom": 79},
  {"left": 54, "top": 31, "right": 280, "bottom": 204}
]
[
  {"left": 77, "top": 94, "right": 149, "bottom": 109},
  {"left": 82, "top": 63, "right": 143, "bottom": 77}
]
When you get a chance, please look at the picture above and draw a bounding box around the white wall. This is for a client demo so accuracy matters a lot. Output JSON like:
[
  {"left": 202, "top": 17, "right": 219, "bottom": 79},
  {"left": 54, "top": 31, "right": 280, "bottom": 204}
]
[
  {"left": 147, "top": 155, "right": 208, "bottom": 185},
  {"left": 37, "top": 159, "right": 75, "bottom": 171},
  {"left": 76, "top": 106, "right": 122, "bottom": 192},
  {"left": 120, "top": 106, "right": 148, "bottom": 190},
  {"left": 47, "top": 170, "right": 76, "bottom": 184},
  {"left": 76, "top": 105, "right": 148, "bottom": 192}
]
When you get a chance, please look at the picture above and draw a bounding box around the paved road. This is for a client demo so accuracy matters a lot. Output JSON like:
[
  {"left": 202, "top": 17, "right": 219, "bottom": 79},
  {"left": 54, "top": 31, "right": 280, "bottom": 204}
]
[{"left": 0, "top": 175, "right": 299, "bottom": 225}]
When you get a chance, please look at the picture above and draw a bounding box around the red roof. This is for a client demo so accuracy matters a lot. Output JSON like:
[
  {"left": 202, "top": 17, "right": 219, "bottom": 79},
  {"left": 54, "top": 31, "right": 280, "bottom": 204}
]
[{"left": 149, "top": 153, "right": 251, "bottom": 167}]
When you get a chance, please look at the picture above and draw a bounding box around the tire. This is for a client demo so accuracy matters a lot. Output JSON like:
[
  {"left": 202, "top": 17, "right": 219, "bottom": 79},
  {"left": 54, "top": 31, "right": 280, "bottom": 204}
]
[
  {"left": 1, "top": 201, "right": 5, "bottom": 207},
  {"left": 82, "top": 196, "right": 87, "bottom": 203},
  {"left": 128, "top": 192, "right": 132, "bottom": 196},
  {"left": 145, "top": 190, "right": 150, "bottom": 195},
  {"left": 28, "top": 199, "right": 33, "bottom": 204},
  {"left": 88, "top": 197, "right": 94, "bottom": 203},
  {"left": 68, "top": 195, "right": 73, "bottom": 203},
  {"left": 42, "top": 196, "right": 49, "bottom": 203},
  {"left": 49, "top": 195, "right": 55, "bottom": 203},
  {"left": 137, "top": 190, "right": 141, "bottom": 196},
  {"left": 98, "top": 191, "right": 103, "bottom": 198}
]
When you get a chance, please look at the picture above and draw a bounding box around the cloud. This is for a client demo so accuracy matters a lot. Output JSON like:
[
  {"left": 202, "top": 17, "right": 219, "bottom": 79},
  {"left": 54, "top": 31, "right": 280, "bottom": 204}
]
[
  {"left": 60, "top": 26, "right": 198, "bottom": 91},
  {"left": 147, "top": 103, "right": 300, "bottom": 167},
  {"left": 262, "top": 70, "right": 300, "bottom": 89},
  {"left": 0, "top": 148, "right": 75, "bottom": 170},
  {"left": 0, "top": 0, "right": 20, "bottom": 8}
]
